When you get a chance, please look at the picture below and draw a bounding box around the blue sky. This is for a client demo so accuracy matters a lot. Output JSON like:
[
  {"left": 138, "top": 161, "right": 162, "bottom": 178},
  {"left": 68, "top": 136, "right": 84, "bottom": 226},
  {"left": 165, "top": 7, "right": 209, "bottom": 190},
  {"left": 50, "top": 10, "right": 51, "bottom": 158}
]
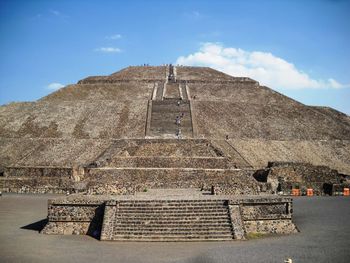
[{"left": 1, "top": 0, "right": 350, "bottom": 114}]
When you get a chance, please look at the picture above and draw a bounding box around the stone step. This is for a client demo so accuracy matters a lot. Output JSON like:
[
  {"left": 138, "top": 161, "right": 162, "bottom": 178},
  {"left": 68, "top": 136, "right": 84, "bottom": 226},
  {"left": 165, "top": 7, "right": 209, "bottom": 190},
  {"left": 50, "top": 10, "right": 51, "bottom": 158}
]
[
  {"left": 117, "top": 203, "right": 227, "bottom": 207},
  {"left": 151, "top": 113, "right": 190, "bottom": 119},
  {"left": 115, "top": 223, "right": 230, "bottom": 228},
  {"left": 149, "top": 121, "right": 192, "bottom": 125},
  {"left": 150, "top": 125, "right": 192, "bottom": 131},
  {"left": 149, "top": 123, "right": 192, "bottom": 130},
  {"left": 117, "top": 204, "right": 228, "bottom": 208},
  {"left": 150, "top": 120, "right": 191, "bottom": 126},
  {"left": 149, "top": 130, "right": 192, "bottom": 135},
  {"left": 100, "top": 196, "right": 236, "bottom": 241},
  {"left": 112, "top": 230, "right": 232, "bottom": 236},
  {"left": 116, "top": 208, "right": 228, "bottom": 212},
  {"left": 150, "top": 99, "right": 193, "bottom": 138},
  {"left": 115, "top": 218, "right": 230, "bottom": 224},
  {"left": 115, "top": 213, "right": 229, "bottom": 217},
  {"left": 106, "top": 157, "right": 230, "bottom": 169},
  {"left": 114, "top": 230, "right": 233, "bottom": 239},
  {"left": 151, "top": 108, "right": 190, "bottom": 114},
  {"left": 115, "top": 215, "right": 229, "bottom": 220},
  {"left": 114, "top": 224, "right": 231, "bottom": 229},
  {"left": 114, "top": 223, "right": 232, "bottom": 229},
  {"left": 116, "top": 212, "right": 227, "bottom": 222},
  {"left": 119, "top": 202, "right": 226, "bottom": 205},
  {"left": 118, "top": 202, "right": 226, "bottom": 205},
  {"left": 118, "top": 201, "right": 227, "bottom": 205},
  {"left": 115, "top": 215, "right": 230, "bottom": 221},
  {"left": 152, "top": 99, "right": 189, "bottom": 105},
  {"left": 152, "top": 104, "right": 190, "bottom": 109},
  {"left": 118, "top": 205, "right": 229, "bottom": 211},
  {"left": 151, "top": 115, "right": 191, "bottom": 121},
  {"left": 114, "top": 225, "right": 232, "bottom": 229},
  {"left": 115, "top": 211, "right": 229, "bottom": 216},
  {"left": 118, "top": 207, "right": 227, "bottom": 214},
  {"left": 111, "top": 235, "right": 233, "bottom": 241}
]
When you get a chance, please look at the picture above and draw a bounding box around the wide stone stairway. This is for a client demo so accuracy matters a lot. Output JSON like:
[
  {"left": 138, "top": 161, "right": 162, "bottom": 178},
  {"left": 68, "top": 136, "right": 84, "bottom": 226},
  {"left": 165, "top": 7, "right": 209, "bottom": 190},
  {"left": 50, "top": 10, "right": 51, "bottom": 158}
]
[
  {"left": 149, "top": 100, "right": 193, "bottom": 137},
  {"left": 83, "top": 139, "right": 260, "bottom": 196},
  {"left": 147, "top": 64, "right": 194, "bottom": 138},
  {"left": 43, "top": 192, "right": 297, "bottom": 241},
  {"left": 101, "top": 199, "right": 235, "bottom": 241}
]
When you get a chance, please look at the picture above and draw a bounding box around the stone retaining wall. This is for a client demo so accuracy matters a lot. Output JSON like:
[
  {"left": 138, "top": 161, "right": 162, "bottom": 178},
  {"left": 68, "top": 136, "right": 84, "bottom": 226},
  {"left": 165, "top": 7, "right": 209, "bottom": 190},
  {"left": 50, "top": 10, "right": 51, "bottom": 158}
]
[
  {"left": 42, "top": 195, "right": 297, "bottom": 240},
  {"left": 42, "top": 198, "right": 105, "bottom": 236},
  {"left": 257, "top": 162, "right": 347, "bottom": 195},
  {"left": 236, "top": 197, "right": 297, "bottom": 234},
  {"left": 4, "top": 167, "right": 72, "bottom": 177},
  {"left": 85, "top": 168, "right": 260, "bottom": 195},
  {"left": 0, "top": 167, "right": 73, "bottom": 194}
]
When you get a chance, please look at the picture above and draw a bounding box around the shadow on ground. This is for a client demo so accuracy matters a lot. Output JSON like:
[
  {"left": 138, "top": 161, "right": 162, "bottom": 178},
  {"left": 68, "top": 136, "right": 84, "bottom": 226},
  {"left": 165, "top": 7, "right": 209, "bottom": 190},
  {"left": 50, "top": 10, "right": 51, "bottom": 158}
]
[{"left": 21, "top": 218, "right": 47, "bottom": 232}]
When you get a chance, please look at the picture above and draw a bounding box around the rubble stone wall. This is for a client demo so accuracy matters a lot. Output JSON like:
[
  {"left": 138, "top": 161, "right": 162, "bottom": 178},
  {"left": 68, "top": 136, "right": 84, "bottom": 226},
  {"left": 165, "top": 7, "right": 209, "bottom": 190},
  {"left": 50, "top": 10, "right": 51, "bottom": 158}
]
[
  {"left": 4, "top": 167, "right": 72, "bottom": 177},
  {"left": 266, "top": 162, "right": 344, "bottom": 195},
  {"left": 236, "top": 197, "right": 297, "bottom": 235},
  {"left": 42, "top": 198, "right": 105, "bottom": 236},
  {"left": 0, "top": 167, "right": 73, "bottom": 193},
  {"left": 85, "top": 168, "right": 260, "bottom": 195}
]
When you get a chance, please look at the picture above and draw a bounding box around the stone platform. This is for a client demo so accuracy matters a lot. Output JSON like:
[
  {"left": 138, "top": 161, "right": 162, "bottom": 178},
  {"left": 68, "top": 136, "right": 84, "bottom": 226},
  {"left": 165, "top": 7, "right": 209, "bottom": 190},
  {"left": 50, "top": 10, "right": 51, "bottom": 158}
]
[{"left": 42, "top": 189, "right": 298, "bottom": 241}]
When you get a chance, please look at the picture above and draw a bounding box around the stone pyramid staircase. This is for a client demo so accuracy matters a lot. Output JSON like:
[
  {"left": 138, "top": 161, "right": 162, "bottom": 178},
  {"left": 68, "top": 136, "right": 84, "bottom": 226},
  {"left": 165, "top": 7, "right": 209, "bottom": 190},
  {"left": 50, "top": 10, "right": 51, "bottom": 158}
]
[
  {"left": 84, "top": 139, "right": 259, "bottom": 196},
  {"left": 101, "top": 199, "right": 236, "bottom": 241},
  {"left": 149, "top": 100, "right": 193, "bottom": 138}
]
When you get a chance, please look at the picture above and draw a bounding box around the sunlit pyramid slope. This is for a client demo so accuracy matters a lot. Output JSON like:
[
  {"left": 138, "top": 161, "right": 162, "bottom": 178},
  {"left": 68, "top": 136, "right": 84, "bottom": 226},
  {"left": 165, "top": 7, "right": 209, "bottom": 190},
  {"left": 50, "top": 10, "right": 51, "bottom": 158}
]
[{"left": 0, "top": 65, "right": 349, "bottom": 195}]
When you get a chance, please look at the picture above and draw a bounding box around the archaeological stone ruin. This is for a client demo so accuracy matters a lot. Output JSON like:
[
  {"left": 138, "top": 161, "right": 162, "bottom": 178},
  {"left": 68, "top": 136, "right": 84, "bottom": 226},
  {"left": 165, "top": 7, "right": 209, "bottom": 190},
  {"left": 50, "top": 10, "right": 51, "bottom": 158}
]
[{"left": 1, "top": 65, "right": 349, "bottom": 240}]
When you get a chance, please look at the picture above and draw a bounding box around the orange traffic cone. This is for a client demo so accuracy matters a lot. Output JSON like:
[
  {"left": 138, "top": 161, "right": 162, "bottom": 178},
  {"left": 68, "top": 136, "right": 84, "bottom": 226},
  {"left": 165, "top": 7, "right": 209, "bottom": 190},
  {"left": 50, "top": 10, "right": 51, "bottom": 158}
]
[
  {"left": 307, "top": 188, "right": 313, "bottom": 196},
  {"left": 292, "top": 189, "right": 300, "bottom": 196},
  {"left": 344, "top": 188, "right": 349, "bottom": 196}
]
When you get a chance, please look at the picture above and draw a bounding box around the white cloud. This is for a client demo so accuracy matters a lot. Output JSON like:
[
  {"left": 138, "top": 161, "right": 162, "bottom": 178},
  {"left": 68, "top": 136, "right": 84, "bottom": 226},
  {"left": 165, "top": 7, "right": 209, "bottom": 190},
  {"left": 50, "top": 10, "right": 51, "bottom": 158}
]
[
  {"left": 184, "top": 10, "right": 203, "bottom": 20},
  {"left": 94, "top": 47, "right": 122, "bottom": 53},
  {"left": 106, "top": 34, "right": 122, "bottom": 40},
  {"left": 50, "top": 10, "right": 61, "bottom": 16},
  {"left": 176, "top": 43, "right": 349, "bottom": 90},
  {"left": 47, "top": 83, "right": 64, "bottom": 90}
]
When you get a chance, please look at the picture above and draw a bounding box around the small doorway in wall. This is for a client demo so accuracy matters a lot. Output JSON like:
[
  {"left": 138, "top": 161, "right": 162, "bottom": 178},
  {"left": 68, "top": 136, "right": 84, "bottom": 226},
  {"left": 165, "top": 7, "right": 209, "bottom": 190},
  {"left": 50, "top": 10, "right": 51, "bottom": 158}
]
[
  {"left": 277, "top": 183, "right": 282, "bottom": 192},
  {"left": 323, "top": 183, "right": 333, "bottom": 196}
]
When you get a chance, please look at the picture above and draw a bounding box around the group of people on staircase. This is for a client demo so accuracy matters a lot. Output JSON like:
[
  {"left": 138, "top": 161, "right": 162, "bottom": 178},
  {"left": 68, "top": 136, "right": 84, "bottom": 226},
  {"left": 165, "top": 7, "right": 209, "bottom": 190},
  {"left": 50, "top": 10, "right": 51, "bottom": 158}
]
[{"left": 175, "top": 100, "right": 185, "bottom": 139}]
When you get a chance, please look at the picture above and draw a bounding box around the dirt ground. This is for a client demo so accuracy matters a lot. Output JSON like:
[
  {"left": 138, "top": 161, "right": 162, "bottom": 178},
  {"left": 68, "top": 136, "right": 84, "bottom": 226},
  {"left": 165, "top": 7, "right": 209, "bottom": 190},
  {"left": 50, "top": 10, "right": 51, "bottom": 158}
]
[{"left": 0, "top": 193, "right": 349, "bottom": 263}]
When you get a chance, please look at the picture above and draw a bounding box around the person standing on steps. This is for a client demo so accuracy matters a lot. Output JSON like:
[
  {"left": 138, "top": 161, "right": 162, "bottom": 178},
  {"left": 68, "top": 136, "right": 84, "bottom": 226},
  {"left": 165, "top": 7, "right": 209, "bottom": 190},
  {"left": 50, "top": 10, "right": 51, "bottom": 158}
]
[
  {"left": 176, "top": 128, "right": 182, "bottom": 139},
  {"left": 175, "top": 116, "right": 180, "bottom": 125}
]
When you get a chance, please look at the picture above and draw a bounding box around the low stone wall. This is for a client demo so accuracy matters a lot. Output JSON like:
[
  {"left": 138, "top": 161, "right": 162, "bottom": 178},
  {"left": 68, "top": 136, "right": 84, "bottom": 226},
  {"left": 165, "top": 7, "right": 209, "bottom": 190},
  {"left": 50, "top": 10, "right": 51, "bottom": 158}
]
[
  {"left": 236, "top": 197, "right": 297, "bottom": 234},
  {"left": 0, "top": 167, "right": 73, "bottom": 194},
  {"left": 107, "top": 157, "right": 232, "bottom": 169},
  {"left": 85, "top": 168, "right": 260, "bottom": 195},
  {"left": 4, "top": 167, "right": 72, "bottom": 177},
  {"left": 254, "top": 162, "right": 346, "bottom": 195},
  {"left": 42, "top": 197, "right": 105, "bottom": 236},
  {"left": 0, "top": 165, "right": 261, "bottom": 195},
  {"left": 42, "top": 194, "right": 297, "bottom": 240}
]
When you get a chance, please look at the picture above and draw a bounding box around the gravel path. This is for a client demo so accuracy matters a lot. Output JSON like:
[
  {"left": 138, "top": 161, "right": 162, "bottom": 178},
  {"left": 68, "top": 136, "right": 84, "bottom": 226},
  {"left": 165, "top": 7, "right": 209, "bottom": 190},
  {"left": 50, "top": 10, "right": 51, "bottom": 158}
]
[{"left": 0, "top": 194, "right": 349, "bottom": 263}]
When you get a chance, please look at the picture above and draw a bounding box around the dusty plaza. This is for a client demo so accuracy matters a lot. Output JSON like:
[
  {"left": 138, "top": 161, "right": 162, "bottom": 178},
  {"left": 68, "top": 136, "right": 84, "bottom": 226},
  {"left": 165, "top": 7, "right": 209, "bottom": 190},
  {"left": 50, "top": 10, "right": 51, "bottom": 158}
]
[{"left": 1, "top": 194, "right": 350, "bottom": 263}]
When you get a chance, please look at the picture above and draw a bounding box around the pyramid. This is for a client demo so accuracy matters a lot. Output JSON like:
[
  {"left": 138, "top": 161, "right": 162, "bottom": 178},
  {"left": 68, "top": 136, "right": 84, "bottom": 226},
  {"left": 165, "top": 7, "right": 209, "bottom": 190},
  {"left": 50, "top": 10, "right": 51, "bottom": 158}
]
[{"left": 0, "top": 65, "right": 349, "bottom": 195}]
